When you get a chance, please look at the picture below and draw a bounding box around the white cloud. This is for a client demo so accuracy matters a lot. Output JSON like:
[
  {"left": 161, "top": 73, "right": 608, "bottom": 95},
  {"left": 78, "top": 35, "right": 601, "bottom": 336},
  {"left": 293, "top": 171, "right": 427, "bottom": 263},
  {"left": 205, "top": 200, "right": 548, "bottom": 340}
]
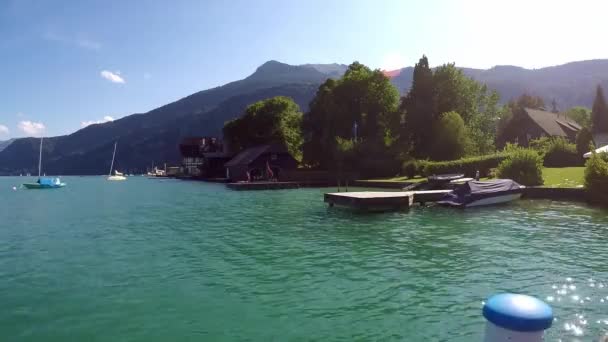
[
  {"left": 77, "top": 38, "right": 101, "bottom": 50},
  {"left": 18, "top": 121, "right": 46, "bottom": 137},
  {"left": 81, "top": 115, "right": 114, "bottom": 128},
  {"left": 43, "top": 31, "right": 101, "bottom": 51},
  {"left": 0, "top": 124, "right": 9, "bottom": 136},
  {"left": 100, "top": 70, "right": 125, "bottom": 84}
]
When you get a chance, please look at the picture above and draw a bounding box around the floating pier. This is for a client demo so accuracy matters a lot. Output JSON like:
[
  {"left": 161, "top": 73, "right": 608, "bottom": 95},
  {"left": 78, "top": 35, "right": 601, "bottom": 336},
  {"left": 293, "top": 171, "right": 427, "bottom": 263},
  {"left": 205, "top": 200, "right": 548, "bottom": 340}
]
[
  {"left": 227, "top": 181, "right": 300, "bottom": 191},
  {"left": 324, "top": 190, "right": 452, "bottom": 211}
]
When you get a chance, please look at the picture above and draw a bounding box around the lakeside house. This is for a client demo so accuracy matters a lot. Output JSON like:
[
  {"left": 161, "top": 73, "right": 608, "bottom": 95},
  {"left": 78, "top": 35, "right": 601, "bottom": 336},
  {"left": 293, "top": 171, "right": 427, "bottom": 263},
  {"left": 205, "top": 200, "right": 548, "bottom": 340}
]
[
  {"left": 224, "top": 143, "right": 297, "bottom": 182},
  {"left": 502, "top": 107, "right": 581, "bottom": 146},
  {"left": 179, "top": 137, "right": 232, "bottom": 178}
]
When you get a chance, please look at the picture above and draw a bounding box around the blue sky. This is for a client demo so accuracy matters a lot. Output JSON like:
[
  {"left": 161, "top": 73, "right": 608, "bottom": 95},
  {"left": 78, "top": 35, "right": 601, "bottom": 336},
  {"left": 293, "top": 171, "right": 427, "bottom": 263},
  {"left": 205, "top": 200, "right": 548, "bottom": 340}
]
[{"left": 1, "top": 0, "right": 607, "bottom": 139}]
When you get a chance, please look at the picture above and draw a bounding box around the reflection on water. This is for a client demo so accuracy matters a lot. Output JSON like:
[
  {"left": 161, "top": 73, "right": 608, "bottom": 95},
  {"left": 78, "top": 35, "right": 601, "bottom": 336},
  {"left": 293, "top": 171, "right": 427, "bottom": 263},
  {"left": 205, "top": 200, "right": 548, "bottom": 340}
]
[
  {"left": 0, "top": 177, "right": 607, "bottom": 341},
  {"left": 547, "top": 277, "right": 608, "bottom": 340}
]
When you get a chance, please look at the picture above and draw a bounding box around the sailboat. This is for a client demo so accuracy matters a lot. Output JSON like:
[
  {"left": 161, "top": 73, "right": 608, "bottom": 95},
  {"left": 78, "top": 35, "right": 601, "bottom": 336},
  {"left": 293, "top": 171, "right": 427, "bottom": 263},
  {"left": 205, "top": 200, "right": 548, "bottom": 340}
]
[
  {"left": 107, "top": 142, "right": 127, "bottom": 181},
  {"left": 22, "top": 137, "right": 66, "bottom": 189}
]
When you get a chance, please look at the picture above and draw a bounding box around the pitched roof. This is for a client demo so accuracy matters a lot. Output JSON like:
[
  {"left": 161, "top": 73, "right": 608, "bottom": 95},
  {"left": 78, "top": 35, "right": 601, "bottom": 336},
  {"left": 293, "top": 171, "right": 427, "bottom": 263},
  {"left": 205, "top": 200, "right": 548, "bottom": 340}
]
[
  {"left": 225, "top": 143, "right": 289, "bottom": 167},
  {"left": 524, "top": 108, "right": 582, "bottom": 137}
]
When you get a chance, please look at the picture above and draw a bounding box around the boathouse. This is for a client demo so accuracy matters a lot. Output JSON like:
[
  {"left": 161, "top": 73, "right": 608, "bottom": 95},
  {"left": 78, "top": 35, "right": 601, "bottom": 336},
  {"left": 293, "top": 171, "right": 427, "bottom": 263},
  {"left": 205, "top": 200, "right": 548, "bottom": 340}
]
[
  {"left": 224, "top": 143, "right": 297, "bottom": 182},
  {"left": 500, "top": 108, "right": 581, "bottom": 146},
  {"left": 179, "top": 137, "right": 231, "bottom": 178}
]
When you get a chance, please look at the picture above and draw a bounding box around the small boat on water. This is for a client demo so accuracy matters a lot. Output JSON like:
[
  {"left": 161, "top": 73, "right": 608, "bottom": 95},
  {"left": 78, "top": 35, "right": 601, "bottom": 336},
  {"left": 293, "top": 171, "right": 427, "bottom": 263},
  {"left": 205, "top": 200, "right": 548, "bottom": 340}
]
[
  {"left": 22, "top": 137, "right": 66, "bottom": 189},
  {"left": 437, "top": 179, "right": 524, "bottom": 208},
  {"left": 107, "top": 142, "right": 127, "bottom": 181},
  {"left": 23, "top": 177, "right": 66, "bottom": 189}
]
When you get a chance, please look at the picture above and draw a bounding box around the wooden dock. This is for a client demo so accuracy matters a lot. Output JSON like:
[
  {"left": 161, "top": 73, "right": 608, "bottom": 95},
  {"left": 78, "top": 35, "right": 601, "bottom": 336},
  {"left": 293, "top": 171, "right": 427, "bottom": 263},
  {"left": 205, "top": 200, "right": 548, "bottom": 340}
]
[
  {"left": 324, "top": 190, "right": 452, "bottom": 211},
  {"left": 227, "top": 181, "right": 300, "bottom": 191}
]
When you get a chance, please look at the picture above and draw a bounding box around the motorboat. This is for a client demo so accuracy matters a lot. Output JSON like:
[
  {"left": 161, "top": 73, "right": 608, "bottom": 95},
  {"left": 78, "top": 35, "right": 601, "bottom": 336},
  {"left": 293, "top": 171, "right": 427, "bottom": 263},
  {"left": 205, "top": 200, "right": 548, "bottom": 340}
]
[{"left": 437, "top": 179, "right": 524, "bottom": 208}]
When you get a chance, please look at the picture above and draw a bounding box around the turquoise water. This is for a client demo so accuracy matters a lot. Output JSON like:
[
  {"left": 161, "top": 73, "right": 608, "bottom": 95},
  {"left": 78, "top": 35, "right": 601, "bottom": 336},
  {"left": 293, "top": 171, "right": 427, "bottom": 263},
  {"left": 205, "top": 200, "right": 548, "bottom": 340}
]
[{"left": 1, "top": 176, "right": 608, "bottom": 341}]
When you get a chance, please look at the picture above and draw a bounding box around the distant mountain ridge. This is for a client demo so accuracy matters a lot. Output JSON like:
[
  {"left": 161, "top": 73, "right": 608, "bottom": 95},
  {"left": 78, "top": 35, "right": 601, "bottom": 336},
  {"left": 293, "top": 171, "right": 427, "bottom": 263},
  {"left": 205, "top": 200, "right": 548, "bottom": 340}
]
[
  {"left": 388, "top": 59, "right": 608, "bottom": 110},
  {"left": 1, "top": 59, "right": 608, "bottom": 175}
]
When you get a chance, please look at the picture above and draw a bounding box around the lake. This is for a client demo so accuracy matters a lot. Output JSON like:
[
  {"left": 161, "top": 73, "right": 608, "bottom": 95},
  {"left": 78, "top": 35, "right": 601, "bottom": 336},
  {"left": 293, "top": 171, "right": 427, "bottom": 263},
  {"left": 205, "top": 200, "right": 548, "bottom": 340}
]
[{"left": 1, "top": 176, "right": 607, "bottom": 341}]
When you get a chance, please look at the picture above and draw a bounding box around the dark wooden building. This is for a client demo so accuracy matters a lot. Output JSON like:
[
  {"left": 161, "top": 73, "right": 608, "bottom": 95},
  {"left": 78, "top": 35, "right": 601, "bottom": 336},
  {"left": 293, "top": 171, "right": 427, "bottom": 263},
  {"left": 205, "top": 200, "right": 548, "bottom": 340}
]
[
  {"left": 224, "top": 144, "right": 298, "bottom": 182},
  {"left": 501, "top": 108, "right": 581, "bottom": 146},
  {"left": 179, "top": 137, "right": 231, "bottom": 178}
]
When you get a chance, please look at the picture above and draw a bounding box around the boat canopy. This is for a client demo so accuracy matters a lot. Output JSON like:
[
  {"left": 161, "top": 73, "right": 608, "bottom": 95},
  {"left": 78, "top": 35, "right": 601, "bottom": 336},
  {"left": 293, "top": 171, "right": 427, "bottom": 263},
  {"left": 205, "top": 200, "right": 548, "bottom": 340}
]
[
  {"left": 454, "top": 179, "right": 522, "bottom": 196},
  {"left": 38, "top": 177, "right": 56, "bottom": 186},
  {"left": 438, "top": 179, "right": 523, "bottom": 207}
]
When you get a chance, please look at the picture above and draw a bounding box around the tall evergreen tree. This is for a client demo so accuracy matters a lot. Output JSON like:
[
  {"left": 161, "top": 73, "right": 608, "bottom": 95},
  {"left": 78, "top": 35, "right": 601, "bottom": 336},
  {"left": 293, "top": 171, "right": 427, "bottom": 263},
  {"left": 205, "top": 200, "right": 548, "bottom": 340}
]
[
  {"left": 401, "top": 55, "right": 435, "bottom": 157},
  {"left": 591, "top": 85, "right": 608, "bottom": 134}
]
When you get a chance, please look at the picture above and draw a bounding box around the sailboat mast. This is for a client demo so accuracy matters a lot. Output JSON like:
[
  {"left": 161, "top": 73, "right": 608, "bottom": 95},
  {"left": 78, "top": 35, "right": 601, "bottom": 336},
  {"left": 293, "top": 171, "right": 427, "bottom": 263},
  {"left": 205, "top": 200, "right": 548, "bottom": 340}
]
[
  {"left": 109, "top": 142, "right": 117, "bottom": 177},
  {"left": 38, "top": 137, "right": 43, "bottom": 177}
]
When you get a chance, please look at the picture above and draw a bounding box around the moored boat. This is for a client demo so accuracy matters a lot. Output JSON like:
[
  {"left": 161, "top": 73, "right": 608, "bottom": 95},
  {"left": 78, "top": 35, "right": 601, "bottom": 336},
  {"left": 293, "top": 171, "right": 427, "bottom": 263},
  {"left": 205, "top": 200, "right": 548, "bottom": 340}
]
[
  {"left": 23, "top": 177, "right": 66, "bottom": 189},
  {"left": 22, "top": 137, "right": 66, "bottom": 189},
  {"left": 107, "top": 142, "right": 127, "bottom": 181},
  {"left": 437, "top": 179, "right": 524, "bottom": 208}
]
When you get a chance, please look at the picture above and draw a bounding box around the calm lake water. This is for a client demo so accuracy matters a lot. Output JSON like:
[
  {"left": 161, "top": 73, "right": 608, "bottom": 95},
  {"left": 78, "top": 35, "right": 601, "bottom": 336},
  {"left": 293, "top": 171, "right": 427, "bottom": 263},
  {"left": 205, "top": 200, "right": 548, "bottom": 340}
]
[{"left": 1, "top": 176, "right": 608, "bottom": 341}]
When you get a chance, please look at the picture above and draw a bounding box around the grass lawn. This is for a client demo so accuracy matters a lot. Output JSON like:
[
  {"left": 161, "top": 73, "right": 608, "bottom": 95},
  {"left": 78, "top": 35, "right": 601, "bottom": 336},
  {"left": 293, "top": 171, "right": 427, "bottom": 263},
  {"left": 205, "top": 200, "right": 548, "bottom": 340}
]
[
  {"left": 361, "top": 167, "right": 585, "bottom": 188},
  {"left": 542, "top": 167, "right": 585, "bottom": 188}
]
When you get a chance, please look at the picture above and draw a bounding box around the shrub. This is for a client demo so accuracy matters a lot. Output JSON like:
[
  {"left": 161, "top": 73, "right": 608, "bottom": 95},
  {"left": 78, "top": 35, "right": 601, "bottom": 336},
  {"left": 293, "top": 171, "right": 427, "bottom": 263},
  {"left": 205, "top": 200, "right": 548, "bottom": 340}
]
[
  {"left": 420, "top": 153, "right": 509, "bottom": 177},
  {"left": 529, "top": 136, "right": 582, "bottom": 167},
  {"left": 543, "top": 138, "right": 581, "bottom": 167},
  {"left": 497, "top": 148, "right": 544, "bottom": 186},
  {"left": 402, "top": 160, "right": 419, "bottom": 179},
  {"left": 584, "top": 151, "right": 608, "bottom": 202},
  {"left": 431, "top": 111, "right": 468, "bottom": 161},
  {"left": 576, "top": 127, "right": 594, "bottom": 157}
]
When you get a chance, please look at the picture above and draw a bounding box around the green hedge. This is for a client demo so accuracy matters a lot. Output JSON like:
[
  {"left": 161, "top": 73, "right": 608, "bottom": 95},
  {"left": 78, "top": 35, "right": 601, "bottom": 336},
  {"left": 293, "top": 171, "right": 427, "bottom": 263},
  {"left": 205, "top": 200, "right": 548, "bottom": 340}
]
[
  {"left": 585, "top": 152, "right": 608, "bottom": 203},
  {"left": 418, "top": 153, "right": 510, "bottom": 177},
  {"left": 497, "top": 148, "right": 544, "bottom": 186},
  {"left": 543, "top": 138, "right": 582, "bottom": 167},
  {"left": 530, "top": 136, "right": 583, "bottom": 167}
]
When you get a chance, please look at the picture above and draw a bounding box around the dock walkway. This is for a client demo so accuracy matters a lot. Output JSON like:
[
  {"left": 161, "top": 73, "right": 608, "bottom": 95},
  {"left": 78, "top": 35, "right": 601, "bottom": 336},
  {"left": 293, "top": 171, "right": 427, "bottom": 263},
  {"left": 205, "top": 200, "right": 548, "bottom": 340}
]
[{"left": 324, "top": 190, "right": 452, "bottom": 211}]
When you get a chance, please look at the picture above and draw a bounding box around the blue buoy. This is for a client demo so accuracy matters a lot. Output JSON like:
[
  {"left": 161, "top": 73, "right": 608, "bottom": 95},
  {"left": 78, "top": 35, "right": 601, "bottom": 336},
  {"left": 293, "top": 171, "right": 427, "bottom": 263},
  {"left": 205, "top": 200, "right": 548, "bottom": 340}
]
[{"left": 482, "top": 293, "right": 553, "bottom": 342}]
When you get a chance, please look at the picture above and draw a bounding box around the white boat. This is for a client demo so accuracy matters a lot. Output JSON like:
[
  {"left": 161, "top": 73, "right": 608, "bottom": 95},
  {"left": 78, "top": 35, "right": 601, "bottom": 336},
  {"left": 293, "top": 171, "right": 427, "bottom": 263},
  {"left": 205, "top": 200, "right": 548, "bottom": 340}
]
[
  {"left": 107, "top": 142, "right": 127, "bottom": 181},
  {"left": 437, "top": 179, "right": 524, "bottom": 208}
]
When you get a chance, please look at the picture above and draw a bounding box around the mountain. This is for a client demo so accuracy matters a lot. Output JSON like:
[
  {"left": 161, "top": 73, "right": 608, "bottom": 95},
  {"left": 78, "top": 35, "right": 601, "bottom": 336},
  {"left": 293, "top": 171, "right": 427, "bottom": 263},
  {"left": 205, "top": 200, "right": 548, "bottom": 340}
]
[
  {"left": 0, "top": 139, "right": 15, "bottom": 152},
  {"left": 388, "top": 60, "right": 608, "bottom": 110},
  {"left": 0, "top": 61, "right": 336, "bottom": 175},
  {"left": 2, "top": 59, "right": 608, "bottom": 175}
]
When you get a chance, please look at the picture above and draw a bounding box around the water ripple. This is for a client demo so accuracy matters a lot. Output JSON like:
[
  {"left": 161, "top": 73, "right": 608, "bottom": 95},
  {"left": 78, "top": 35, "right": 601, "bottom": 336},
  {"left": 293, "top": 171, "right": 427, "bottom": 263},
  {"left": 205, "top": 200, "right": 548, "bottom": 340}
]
[{"left": 1, "top": 178, "right": 608, "bottom": 341}]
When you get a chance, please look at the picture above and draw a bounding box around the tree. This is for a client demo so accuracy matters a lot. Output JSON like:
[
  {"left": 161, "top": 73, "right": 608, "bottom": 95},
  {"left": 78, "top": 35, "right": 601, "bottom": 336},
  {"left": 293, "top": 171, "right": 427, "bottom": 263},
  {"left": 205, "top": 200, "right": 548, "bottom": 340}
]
[
  {"left": 566, "top": 106, "right": 591, "bottom": 128},
  {"left": 223, "top": 96, "right": 303, "bottom": 160},
  {"left": 591, "top": 85, "right": 608, "bottom": 133},
  {"left": 576, "top": 127, "right": 594, "bottom": 157},
  {"left": 431, "top": 111, "right": 468, "bottom": 160},
  {"left": 302, "top": 62, "right": 400, "bottom": 168},
  {"left": 509, "top": 93, "right": 545, "bottom": 111},
  {"left": 401, "top": 55, "right": 436, "bottom": 158},
  {"left": 401, "top": 59, "right": 500, "bottom": 158}
]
